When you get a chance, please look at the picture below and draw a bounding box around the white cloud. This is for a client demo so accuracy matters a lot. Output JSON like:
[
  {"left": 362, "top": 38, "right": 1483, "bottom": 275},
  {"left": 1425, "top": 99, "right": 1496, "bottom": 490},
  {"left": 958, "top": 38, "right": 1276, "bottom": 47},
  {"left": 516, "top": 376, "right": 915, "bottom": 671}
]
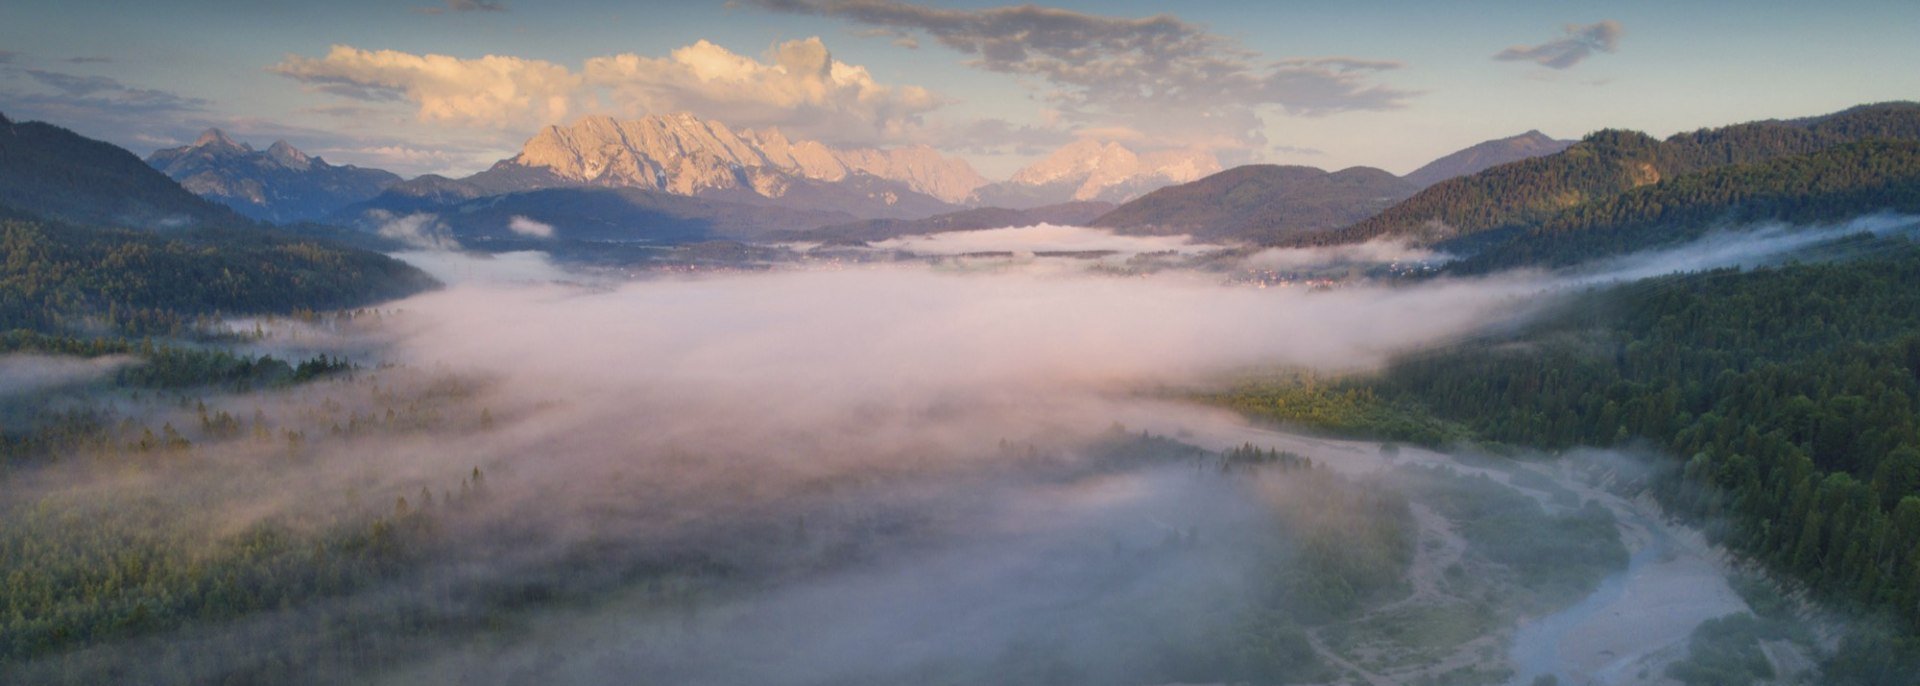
[
  {"left": 272, "top": 46, "right": 581, "bottom": 130},
  {"left": 273, "top": 38, "right": 943, "bottom": 146},
  {"left": 373, "top": 211, "right": 462, "bottom": 250},
  {"left": 508, "top": 215, "right": 555, "bottom": 238}
]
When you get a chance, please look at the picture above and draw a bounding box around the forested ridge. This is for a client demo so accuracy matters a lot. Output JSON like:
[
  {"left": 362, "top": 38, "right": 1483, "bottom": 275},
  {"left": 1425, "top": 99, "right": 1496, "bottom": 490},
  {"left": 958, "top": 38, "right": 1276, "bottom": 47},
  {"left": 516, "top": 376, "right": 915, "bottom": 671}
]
[
  {"left": 1300, "top": 102, "right": 1920, "bottom": 248},
  {"left": 0, "top": 113, "right": 248, "bottom": 231},
  {"left": 1381, "top": 242, "right": 1920, "bottom": 636},
  {"left": 1451, "top": 140, "right": 1920, "bottom": 273},
  {"left": 1215, "top": 241, "right": 1920, "bottom": 679},
  {"left": 0, "top": 216, "right": 435, "bottom": 336}
]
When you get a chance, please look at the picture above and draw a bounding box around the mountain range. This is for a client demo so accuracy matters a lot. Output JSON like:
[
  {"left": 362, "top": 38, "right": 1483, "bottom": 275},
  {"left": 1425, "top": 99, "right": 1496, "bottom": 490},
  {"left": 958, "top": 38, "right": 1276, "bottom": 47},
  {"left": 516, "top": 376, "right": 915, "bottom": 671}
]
[
  {"left": 1402, "top": 130, "right": 1573, "bottom": 188},
  {"left": 327, "top": 113, "right": 1236, "bottom": 242},
  {"left": 118, "top": 105, "right": 1734, "bottom": 249},
  {"left": 0, "top": 112, "right": 249, "bottom": 230},
  {"left": 1090, "top": 165, "right": 1417, "bottom": 243},
  {"left": 0, "top": 111, "right": 435, "bottom": 332},
  {"left": 146, "top": 130, "right": 400, "bottom": 223},
  {"left": 1314, "top": 102, "right": 1920, "bottom": 248}
]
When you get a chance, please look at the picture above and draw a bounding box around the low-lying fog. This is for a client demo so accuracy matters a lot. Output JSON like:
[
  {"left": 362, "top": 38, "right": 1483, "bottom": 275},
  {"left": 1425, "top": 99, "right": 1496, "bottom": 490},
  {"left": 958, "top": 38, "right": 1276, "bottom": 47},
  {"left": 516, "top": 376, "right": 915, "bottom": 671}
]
[{"left": 12, "top": 219, "right": 1905, "bottom": 685}]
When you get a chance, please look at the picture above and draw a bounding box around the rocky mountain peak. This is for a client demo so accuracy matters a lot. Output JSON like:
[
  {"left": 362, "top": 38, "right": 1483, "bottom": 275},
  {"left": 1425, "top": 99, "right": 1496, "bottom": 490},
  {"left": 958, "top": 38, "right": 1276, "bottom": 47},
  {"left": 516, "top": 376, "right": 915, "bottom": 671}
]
[
  {"left": 504, "top": 112, "right": 986, "bottom": 203},
  {"left": 265, "top": 140, "right": 313, "bottom": 170},
  {"left": 191, "top": 128, "right": 250, "bottom": 153}
]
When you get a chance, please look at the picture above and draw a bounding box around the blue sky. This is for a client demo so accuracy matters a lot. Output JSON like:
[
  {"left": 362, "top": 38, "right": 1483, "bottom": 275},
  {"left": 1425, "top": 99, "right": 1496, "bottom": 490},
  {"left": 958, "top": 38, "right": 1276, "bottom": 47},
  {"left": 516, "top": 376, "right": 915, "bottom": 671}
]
[{"left": 3, "top": 0, "right": 1916, "bottom": 179}]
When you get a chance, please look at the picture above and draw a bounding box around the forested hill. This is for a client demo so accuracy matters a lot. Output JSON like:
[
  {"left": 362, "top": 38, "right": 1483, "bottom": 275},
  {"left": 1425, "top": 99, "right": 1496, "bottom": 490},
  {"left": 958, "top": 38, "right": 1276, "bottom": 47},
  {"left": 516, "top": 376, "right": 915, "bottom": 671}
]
[
  {"left": 1450, "top": 140, "right": 1920, "bottom": 273},
  {"left": 0, "top": 113, "right": 249, "bottom": 230},
  {"left": 1370, "top": 241, "right": 1920, "bottom": 640},
  {"left": 0, "top": 114, "right": 438, "bottom": 334},
  {"left": 0, "top": 215, "right": 437, "bottom": 335},
  {"left": 1089, "top": 164, "right": 1416, "bottom": 244},
  {"left": 1298, "top": 102, "right": 1920, "bottom": 248}
]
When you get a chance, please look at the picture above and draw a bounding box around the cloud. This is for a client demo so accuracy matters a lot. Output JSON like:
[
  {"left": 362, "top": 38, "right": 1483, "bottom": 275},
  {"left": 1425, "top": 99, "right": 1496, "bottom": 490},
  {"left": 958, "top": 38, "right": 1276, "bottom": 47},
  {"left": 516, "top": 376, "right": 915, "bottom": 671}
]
[
  {"left": 928, "top": 116, "right": 1076, "bottom": 155},
  {"left": 581, "top": 37, "right": 943, "bottom": 144},
  {"left": 65, "top": 56, "right": 112, "bottom": 64},
  {"left": 415, "top": 0, "right": 507, "bottom": 15},
  {"left": 1494, "top": 20, "right": 1623, "bottom": 70},
  {"left": 272, "top": 46, "right": 581, "bottom": 130},
  {"left": 273, "top": 38, "right": 942, "bottom": 146},
  {"left": 372, "top": 211, "right": 462, "bottom": 250},
  {"left": 864, "top": 223, "right": 1216, "bottom": 257},
  {"left": 0, "top": 354, "right": 135, "bottom": 398},
  {"left": 0, "top": 51, "right": 19, "bottom": 64},
  {"left": 12, "top": 69, "right": 207, "bottom": 114},
  {"left": 507, "top": 215, "right": 555, "bottom": 238},
  {"left": 748, "top": 0, "right": 1415, "bottom": 152},
  {"left": 0, "top": 66, "right": 215, "bottom": 148}
]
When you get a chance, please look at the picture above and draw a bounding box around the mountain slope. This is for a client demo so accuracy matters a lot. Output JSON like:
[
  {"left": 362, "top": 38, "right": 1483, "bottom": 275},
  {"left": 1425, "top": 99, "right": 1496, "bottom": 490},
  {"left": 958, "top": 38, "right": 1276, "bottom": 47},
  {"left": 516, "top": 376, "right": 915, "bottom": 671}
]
[
  {"left": 0, "top": 113, "right": 248, "bottom": 230},
  {"left": 1403, "top": 131, "right": 1573, "bottom": 188},
  {"left": 971, "top": 140, "right": 1220, "bottom": 208},
  {"left": 1451, "top": 140, "right": 1920, "bottom": 273},
  {"left": 147, "top": 130, "right": 400, "bottom": 223},
  {"left": 795, "top": 202, "right": 1117, "bottom": 244},
  {"left": 0, "top": 214, "right": 437, "bottom": 335},
  {"left": 1090, "top": 164, "right": 1417, "bottom": 243},
  {"left": 0, "top": 113, "right": 435, "bottom": 333},
  {"left": 1310, "top": 102, "right": 1920, "bottom": 247}
]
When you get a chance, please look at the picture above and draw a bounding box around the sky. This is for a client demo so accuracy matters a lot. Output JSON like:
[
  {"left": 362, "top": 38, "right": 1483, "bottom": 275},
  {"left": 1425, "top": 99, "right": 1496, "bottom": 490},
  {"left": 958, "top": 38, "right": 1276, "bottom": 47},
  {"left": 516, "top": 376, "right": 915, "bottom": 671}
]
[{"left": 2, "top": 0, "right": 1916, "bottom": 180}]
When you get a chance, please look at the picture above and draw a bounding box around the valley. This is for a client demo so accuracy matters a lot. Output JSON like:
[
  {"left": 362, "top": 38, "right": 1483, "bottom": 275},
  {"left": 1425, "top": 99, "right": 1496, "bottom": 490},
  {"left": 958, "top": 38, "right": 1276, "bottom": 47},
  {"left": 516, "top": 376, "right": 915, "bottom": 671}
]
[{"left": 4, "top": 4, "right": 1920, "bottom": 683}]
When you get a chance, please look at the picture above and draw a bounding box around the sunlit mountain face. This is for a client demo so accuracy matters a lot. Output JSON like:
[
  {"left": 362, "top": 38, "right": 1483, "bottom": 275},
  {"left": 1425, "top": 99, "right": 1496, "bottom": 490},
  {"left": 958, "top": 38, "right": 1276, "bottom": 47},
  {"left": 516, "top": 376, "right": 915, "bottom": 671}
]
[{"left": 4, "top": 2, "right": 1920, "bottom": 685}]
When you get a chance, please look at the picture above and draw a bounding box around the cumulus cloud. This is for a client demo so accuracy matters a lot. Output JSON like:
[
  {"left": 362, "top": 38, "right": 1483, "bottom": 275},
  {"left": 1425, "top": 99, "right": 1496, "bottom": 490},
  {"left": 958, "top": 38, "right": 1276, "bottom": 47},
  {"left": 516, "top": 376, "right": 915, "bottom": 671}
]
[
  {"left": 272, "top": 46, "right": 580, "bottom": 130},
  {"left": 507, "top": 215, "right": 555, "bottom": 238},
  {"left": 272, "top": 38, "right": 942, "bottom": 146},
  {"left": 748, "top": 0, "right": 1415, "bottom": 152},
  {"left": 1495, "top": 20, "right": 1623, "bottom": 70},
  {"left": 581, "top": 37, "right": 942, "bottom": 144}
]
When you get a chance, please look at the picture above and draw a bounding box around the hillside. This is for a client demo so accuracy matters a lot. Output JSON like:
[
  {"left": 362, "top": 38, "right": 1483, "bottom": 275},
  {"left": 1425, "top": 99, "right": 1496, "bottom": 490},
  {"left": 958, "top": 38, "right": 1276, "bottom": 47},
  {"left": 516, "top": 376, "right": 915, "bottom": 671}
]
[
  {"left": 1452, "top": 140, "right": 1920, "bottom": 273},
  {"left": 0, "top": 214, "right": 436, "bottom": 335},
  {"left": 1308, "top": 102, "right": 1920, "bottom": 247},
  {"left": 146, "top": 130, "right": 400, "bottom": 223},
  {"left": 0, "top": 113, "right": 249, "bottom": 230},
  {"left": 1090, "top": 164, "right": 1416, "bottom": 243},
  {"left": 1403, "top": 131, "right": 1573, "bottom": 188}
]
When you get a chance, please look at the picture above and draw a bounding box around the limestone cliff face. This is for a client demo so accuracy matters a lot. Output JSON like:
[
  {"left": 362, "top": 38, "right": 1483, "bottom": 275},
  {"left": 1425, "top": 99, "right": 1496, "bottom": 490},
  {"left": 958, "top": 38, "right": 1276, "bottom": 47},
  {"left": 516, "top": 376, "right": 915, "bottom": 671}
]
[{"left": 505, "top": 114, "right": 987, "bottom": 204}]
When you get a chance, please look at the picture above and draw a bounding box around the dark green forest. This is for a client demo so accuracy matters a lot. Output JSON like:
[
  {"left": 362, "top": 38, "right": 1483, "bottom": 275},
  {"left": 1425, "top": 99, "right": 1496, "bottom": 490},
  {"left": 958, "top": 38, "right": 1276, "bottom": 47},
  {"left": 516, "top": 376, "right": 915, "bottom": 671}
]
[
  {"left": 0, "top": 113, "right": 248, "bottom": 231},
  {"left": 0, "top": 217, "right": 435, "bottom": 336},
  {"left": 1226, "top": 240, "right": 1920, "bottom": 677},
  {"left": 1451, "top": 140, "right": 1920, "bottom": 273},
  {"left": 1303, "top": 101, "right": 1920, "bottom": 248}
]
